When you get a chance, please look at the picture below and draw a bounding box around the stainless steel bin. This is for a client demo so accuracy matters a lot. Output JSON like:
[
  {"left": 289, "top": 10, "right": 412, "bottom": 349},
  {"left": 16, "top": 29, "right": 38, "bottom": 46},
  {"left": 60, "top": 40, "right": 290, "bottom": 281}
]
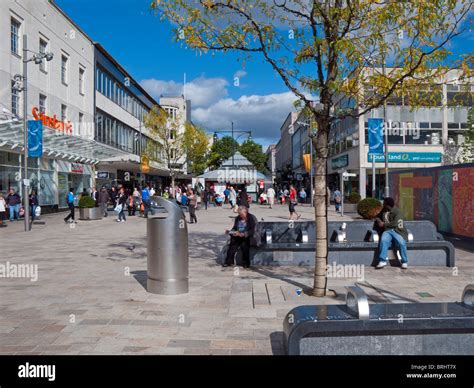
[{"left": 147, "top": 196, "right": 189, "bottom": 295}]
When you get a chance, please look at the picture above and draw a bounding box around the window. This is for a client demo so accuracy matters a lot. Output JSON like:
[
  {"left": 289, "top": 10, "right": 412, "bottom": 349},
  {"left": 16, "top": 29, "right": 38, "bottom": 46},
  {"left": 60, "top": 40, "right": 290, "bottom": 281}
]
[
  {"left": 61, "top": 55, "right": 68, "bottom": 85},
  {"left": 39, "top": 39, "right": 48, "bottom": 72},
  {"left": 79, "top": 68, "right": 85, "bottom": 95},
  {"left": 11, "top": 81, "right": 19, "bottom": 116},
  {"left": 78, "top": 113, "right": 84, "bottom": 135},
  {"left": 11, "top": 18, "right": 21, "bottom": 55},
  {"left": 61, "top": 104, "right": 67, "bottom": 122},
  {"left": 39, "top": 94, "right": 47, "bottom": 113}
]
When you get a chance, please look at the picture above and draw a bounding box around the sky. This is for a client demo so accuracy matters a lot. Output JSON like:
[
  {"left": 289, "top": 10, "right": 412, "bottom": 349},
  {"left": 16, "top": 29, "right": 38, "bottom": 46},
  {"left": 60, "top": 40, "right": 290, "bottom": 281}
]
[{"left": 55, "top": 0, "right": 473, "bottom": 148}]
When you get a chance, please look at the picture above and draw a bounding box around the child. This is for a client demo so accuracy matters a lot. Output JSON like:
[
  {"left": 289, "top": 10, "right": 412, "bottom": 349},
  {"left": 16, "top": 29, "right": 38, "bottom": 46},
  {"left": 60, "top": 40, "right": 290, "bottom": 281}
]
[{"left": 0, "top": 193, "right": 7, "bottom": 227}]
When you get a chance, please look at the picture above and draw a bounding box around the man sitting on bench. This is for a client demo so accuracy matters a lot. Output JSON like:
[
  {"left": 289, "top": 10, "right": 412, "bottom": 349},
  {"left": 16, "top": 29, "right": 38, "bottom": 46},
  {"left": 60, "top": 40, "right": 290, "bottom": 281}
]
[
  {"left": 223, "top": 206, "right": 259, "bottom": 269},
  {"left": 375, "top": 197, "right": 409, "bottom": 270}
]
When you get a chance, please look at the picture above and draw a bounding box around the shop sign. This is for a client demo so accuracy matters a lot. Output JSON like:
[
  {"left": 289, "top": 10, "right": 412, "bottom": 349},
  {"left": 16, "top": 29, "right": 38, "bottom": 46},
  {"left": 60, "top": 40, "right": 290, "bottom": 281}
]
[
  {"left": 331, "top": 154, "right": 349, "bottom": 169},
  {"left": 71, "top": 163, "right": 84, "bottom": 173},
  {"left": 97, "top": 171, "right": 109, "bottom": 179},
  {"left": 368, "top": 152, "right": 442, "bottom": 163},
  {"left": 32, "top": 107, "right": 73, "bottom": 135}
]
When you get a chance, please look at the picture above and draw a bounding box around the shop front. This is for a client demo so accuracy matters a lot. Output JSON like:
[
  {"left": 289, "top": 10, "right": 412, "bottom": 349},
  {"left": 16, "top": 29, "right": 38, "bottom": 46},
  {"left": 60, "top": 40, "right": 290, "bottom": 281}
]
[{"left": 0, "top": 117, "right": 128, "bottom": 212}]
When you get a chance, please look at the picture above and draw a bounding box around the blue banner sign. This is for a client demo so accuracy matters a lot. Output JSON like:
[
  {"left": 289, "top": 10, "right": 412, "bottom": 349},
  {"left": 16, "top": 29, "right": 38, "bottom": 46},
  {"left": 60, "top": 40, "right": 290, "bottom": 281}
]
[
  {"left": 368, "top": 118, "right": 384, "bottom": 155},
  {"left": 28, "top": 120, "right": 43, "bottom": 158},
  {"left": 368, "top": 152, "right": 442, "bottom": 163}
]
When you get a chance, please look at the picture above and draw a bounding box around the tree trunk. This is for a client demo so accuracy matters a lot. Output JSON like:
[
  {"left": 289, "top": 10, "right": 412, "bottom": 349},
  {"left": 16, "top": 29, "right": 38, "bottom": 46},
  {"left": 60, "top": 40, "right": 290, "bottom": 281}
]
[{"left": 312, "top": 123, "right": 329, "bottom": 297}]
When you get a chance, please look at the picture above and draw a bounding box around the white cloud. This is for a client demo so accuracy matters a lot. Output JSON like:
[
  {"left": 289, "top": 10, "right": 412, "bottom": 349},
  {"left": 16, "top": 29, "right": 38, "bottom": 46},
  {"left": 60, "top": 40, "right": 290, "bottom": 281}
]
[
  {"left": 140, "top": 76, "right": 228, "bottom": 108},
  {"left": 140, "top": 75, "right": 298, "bottom": 141},
  {"left": 193, "top": 91, "right": 298, "bottom": 140}
]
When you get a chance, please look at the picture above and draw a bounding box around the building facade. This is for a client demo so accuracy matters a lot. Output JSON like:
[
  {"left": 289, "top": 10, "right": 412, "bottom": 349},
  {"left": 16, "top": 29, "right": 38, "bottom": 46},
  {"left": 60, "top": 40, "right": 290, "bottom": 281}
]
[
  {"left": 327, "top": 69, "right": 473, "bottom": 199},
  {"left": 93, "top": 44, "right": 171, "bottom": 190},
  {"left": 0, "top": 0, "right": 99, "bottom": 209}
]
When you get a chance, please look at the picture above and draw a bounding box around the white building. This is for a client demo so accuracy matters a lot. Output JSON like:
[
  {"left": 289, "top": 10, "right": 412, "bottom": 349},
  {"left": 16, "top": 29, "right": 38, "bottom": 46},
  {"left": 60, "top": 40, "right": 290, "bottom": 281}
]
[{"left": 0, "top": 0, "right": 118, "bottom": 209}]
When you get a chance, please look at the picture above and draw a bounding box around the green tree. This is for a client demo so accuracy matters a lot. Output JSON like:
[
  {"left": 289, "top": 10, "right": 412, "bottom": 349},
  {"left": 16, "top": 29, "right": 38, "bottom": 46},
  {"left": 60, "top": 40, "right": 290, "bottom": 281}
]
[
  {"left": 144, "top": 105, "right": 186, "bottom": 192},
  {"left": 208, "top": 136, "right": 239, "bottom": 169},
  {"left": 239, "top": 139, "right": 267, "bottom": 172},
  {"left": 152, "top": 0, "right": 473, "bottom": 297},
  {"left": 184, "top": 122, "right": 210, "bottom": 175}
]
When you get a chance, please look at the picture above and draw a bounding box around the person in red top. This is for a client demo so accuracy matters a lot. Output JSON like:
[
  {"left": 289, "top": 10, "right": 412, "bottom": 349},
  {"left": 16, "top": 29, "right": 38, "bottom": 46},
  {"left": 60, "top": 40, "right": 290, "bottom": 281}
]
[{"left": 288, "top": 184, "right": 301, "bottom": 220}]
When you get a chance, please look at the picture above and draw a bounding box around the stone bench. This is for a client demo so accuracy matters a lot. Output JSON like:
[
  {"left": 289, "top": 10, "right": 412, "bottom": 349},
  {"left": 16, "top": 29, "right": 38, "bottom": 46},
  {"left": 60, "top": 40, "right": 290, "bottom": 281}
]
[
  {"left": 250, "top": 220, "right": 455, "bottom": 267},
  {"left": 283, "top": 284, "right": 474, "bottom": 355}
]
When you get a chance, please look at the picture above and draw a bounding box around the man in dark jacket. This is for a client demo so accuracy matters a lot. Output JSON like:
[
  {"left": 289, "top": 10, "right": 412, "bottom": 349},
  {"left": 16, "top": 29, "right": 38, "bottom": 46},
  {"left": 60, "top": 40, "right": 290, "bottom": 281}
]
[
  {"left": 98, "top": 186, "right": 109, "bottom": 217},
  {"left": 6, "top": 188, "right": 21, "bottom": 222},
  {"left": 375, "top": 197, "right": 409, "bottom": 269},
  {"left": 223, "top": 206, "right": 259, "bottom": 268}
]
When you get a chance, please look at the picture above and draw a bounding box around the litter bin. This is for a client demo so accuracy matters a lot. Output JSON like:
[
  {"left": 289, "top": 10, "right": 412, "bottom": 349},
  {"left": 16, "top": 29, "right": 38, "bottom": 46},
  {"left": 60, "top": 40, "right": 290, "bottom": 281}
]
[{"left": 147, "top": 196, "right": 189, "bottom": 295}]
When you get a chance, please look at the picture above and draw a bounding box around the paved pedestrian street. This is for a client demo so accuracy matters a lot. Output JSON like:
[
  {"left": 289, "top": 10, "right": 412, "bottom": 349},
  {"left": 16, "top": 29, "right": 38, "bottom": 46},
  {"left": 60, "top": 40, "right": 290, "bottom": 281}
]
[{"left": 0, "top": 205, "right": 472, "bottom": 355}]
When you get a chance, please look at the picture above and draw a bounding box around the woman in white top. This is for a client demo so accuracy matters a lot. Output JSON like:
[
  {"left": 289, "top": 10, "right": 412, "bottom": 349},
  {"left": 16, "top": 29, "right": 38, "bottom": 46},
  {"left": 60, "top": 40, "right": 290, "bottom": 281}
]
[{"left": 266, "top": 187, "right": 276, "bottom": 209}]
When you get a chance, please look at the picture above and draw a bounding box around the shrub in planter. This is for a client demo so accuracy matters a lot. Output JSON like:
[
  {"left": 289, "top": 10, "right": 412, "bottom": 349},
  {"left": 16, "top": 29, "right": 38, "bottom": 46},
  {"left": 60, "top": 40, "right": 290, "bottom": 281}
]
[
  {"left": 348, "top": 192, "right": 361, "bottom": 204},
  {"left": 357, "top": 198, "right": 382, "bottom": 219},
  {"left": 78, "top": 196, "right": 96, "bottom": 208}
]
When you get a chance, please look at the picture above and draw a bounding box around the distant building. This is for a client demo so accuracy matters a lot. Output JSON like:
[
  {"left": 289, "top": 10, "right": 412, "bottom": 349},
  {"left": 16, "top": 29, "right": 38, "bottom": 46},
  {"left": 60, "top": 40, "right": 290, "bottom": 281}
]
[{"left": 265, "top": 144, "right": 277, "bottom": 184}]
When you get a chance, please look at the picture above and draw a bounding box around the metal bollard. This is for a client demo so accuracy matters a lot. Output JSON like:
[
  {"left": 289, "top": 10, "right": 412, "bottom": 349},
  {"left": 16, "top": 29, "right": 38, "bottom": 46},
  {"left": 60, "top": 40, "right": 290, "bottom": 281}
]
[{"left": 147, "top": 196, "right": 189, "bottom": 295}]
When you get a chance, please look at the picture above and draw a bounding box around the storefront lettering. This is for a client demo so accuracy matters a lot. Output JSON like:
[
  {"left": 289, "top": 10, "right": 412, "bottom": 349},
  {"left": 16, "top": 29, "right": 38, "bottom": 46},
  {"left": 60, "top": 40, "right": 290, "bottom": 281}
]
[{"left": 32, "top": 107, "right": 73, "bottom": 135}]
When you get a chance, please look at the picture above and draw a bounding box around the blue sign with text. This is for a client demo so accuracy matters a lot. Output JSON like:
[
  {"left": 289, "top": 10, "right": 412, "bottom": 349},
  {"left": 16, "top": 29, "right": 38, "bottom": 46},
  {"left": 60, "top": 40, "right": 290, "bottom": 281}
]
[
  {"left": 368, "top": 118, "right": 384, "bottom": 155},
  {"left": 368, "top": 152, "right": 442, "bottom": 163},
  {"left": 28, "top": 120, "right": 43, "bottom": 158}
]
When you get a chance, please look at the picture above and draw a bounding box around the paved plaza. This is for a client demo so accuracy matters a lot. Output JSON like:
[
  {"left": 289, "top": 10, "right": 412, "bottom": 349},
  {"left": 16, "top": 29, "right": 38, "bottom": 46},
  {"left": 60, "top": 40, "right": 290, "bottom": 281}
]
[{"left": 0, "top": 204, "right": 472, "bottom": 355}]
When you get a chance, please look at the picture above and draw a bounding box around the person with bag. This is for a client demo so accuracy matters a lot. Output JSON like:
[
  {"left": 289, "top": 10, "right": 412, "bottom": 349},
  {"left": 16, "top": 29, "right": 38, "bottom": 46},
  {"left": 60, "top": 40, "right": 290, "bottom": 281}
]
[
  {"left": 223, "top": 206, "right": 259, "bottom": 269},
  {"left": 64, "top": 188, "right": 76, "bottom": 223},
  {"left": 29, "top": 190, "right": 39, "bottom": 222},
  {"left": 288, "top": 184, "right": 301, "bottom": 220},
  {"left": 333, "top": 188, "right": 342, "bottom": 212},
  {"left": 187, "top": 189, "right": 198, "bottom": 224},
  {"left": 116, "top": 187, "right": 127, "bottom": 222}
]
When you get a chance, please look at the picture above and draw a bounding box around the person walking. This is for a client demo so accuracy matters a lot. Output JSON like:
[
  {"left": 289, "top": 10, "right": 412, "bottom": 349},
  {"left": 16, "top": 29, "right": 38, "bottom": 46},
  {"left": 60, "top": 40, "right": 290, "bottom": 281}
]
[
  {"left": 237, "top": 186, "right": 249, "bottom": 209},
  {"left": 0, "top": 193, "right": 7, "bottom": 227},
  {"left": 98, "top": 186, "right": 109, "bottom": 217},
  {"left": 132, "top": 187, "right": 141, "bottom": 216},
  {"left": 64, "top": 188, "right": 76, "bottom": 223},
  {"left": 29, "top": 190, "right": 39, "bottom": 222},
  {"left": 116, "top": 187, "right": 127, "bottom": 222},
  {"left": 6, "top": 188, "right": 21, "bottom": 222},
  {"left": 141, "top": 185, "right": 153, "bottom": 218},
  {"left": 223, "top": 206, "right": 259, "bottom": 269},
  {"left": 266, "top": 186, "right": 276, "bottom": 209},
  {"left": 333, "top": 188, "right": 342, "bottom": 212},
  {"left": 109, "top": 186, "right": 118, "bottom": 208},
  {"left": 299, "top": 187, "right": 307, "bottom": 205},
  {"left": 90, "top": 186, "right": 98, "bottom": 206},
  {"left": 229, "top": 186, "right": 237, "bottom": 209},
  {"left": 188, "top": 189, "right": 198, "bottom": 224},
  {"left": 375, "top": 197, "right": 409, "bottom": 269},
  {"left": 203, "top": 187, "right": 210, "bottom": 210},
  {"left": 288, "top": 184, "right": 301, "bottom": 220}
]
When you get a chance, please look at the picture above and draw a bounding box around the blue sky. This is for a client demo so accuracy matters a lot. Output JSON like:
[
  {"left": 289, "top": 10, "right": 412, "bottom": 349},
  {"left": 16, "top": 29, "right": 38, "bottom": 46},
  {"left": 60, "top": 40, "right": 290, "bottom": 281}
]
[{"left": 55, "top": 0, "right": 473, "bottom": 147}]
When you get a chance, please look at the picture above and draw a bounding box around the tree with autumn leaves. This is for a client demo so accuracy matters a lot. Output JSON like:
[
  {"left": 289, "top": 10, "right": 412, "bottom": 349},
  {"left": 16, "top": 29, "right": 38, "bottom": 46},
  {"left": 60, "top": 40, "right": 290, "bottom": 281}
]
[{"left": 151, "top": 0, "right": 473, "bottom": 297}]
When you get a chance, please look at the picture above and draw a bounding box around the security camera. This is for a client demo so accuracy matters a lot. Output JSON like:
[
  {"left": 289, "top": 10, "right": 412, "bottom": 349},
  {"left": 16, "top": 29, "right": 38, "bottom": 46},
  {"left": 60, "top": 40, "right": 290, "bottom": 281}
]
[{"left": 45, "top": 53, "right": 54, "bottom": 61}]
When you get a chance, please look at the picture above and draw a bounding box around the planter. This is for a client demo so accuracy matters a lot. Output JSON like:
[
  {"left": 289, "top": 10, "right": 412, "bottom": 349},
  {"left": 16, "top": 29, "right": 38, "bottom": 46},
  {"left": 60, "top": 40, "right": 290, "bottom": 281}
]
[
  {"left": 79, "top": 207, "right": 102, "bottom": 220},
  {"left": 343, "top": 203, "right": 358, "bottom": 213}
]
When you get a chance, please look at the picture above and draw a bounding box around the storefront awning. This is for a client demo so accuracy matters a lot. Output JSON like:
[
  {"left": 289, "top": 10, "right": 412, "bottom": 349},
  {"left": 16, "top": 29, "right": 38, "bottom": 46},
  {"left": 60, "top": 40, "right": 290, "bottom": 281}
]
[{"left": 0, "top": 119, "right": 129, "bottom": 164}]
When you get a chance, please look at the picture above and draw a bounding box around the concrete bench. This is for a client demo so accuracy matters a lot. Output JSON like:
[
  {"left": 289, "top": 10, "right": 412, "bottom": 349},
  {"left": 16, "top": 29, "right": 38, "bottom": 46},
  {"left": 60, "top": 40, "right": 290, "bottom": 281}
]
[
  {"left": 283, "top": 284, "right": 474, "bottom": 355},
  {"left": 250, "top": 220, "right": 455, "bottom": 267}
]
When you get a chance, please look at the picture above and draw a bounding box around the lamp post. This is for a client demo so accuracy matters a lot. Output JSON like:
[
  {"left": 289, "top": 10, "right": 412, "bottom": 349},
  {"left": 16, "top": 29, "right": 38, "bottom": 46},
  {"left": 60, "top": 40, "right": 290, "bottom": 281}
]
[
  {"left": 213, "top": 124, "right": 252, "bottom": 167},
  {"left": 13, "top": 34, "right": 54, "bottom": 232}
]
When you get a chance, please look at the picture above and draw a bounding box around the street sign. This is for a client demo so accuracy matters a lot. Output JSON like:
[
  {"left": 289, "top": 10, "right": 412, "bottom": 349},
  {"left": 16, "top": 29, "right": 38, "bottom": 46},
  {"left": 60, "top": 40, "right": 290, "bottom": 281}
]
[{"left": 342, "top": 172, "right": 357, "bottom": 178}]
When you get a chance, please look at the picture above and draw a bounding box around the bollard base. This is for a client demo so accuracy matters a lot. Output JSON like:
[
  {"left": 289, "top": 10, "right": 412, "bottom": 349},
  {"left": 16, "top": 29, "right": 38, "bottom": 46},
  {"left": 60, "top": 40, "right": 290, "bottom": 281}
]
[{"left": 147, "top": 277, "right": 188, "bottom": 295}]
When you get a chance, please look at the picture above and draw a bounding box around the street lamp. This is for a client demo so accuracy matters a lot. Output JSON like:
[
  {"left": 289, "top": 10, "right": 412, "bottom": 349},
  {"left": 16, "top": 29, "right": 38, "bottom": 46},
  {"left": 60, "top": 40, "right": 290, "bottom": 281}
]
[
  {"left": 12, "top": 34, "right": 54, "bottom": 232},
  {"left": 213, "top": 122, "right": 252, "bottom": 166}
]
